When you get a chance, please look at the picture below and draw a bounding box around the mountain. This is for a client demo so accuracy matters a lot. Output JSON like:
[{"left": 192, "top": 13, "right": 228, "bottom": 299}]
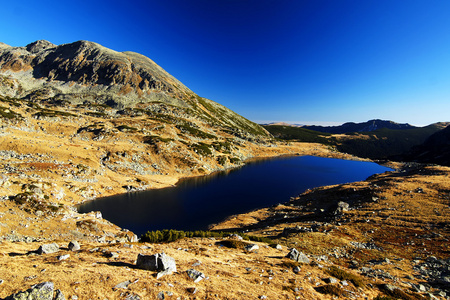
[
  {"left": 302, "top": 119, "right": 415, "bottom": 134},
  {"left": 397, "top": 124, "right": 450, "bottom": 166},
  {"left": 263, "top": 122, "right": 448, "bottom": 160},
  {"left": 0, "top": 40, "right": 269, "bottom": 140}
]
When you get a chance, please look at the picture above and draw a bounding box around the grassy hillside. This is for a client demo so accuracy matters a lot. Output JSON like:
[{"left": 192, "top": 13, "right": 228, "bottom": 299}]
[
  {"left": 262, "top": 125, "right": 331, "bottom": 143},
  {"left": 264, "top": 123, "right": 447, "bottom": 160}
]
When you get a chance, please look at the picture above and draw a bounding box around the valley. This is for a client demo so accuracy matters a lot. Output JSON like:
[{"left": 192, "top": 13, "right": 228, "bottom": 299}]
[{"left": 0, "top": 40, "right": 449, "bottom": 299}]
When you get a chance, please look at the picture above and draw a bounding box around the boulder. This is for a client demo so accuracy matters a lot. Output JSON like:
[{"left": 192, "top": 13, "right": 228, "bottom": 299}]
[
  {"left": 136, "top": 253, "right": 176, "bottom": 274},
  {"left": 37, "top": 243, "right": 59, "bottom": 255},
  {"left": 286, "top": 248, "right": 310, "bottom": 264},
  {"left": 9, "top": 282, "right": 55, "bottom": 300}
]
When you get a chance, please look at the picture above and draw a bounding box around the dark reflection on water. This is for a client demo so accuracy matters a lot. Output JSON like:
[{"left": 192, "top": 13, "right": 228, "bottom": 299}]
[{"left": 77, "top": 156, "right": 391, "bottom": 235}]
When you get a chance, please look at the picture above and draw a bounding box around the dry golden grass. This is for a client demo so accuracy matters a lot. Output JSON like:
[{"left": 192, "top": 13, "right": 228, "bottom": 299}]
[{"left": 0, "top": 97, "right": 449, "bottom": 298}]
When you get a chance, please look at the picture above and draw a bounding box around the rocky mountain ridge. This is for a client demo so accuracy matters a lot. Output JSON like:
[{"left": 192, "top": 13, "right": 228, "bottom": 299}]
[
  {"left": 302, "top": 119, "right": 415, "bottom": 134},
  {"left": 0, "top": 40, "right": 268, "bottom": 140}
]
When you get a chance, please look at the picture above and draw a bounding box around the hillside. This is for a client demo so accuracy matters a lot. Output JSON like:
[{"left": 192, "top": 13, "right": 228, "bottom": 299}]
[
  {"left": 398, "top": 124, "right": 450, "bottom": 166},
  {"left": 0, "top": 40, "right": 269, "bottom": 141},
  {"left": 264, "top": 122, "right": 448, "bottom": 160}
]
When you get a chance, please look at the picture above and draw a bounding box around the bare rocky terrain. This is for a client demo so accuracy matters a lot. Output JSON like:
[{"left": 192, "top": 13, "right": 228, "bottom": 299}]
[{"left": 0, "top": 40, "right": 449, "bottom": 299}]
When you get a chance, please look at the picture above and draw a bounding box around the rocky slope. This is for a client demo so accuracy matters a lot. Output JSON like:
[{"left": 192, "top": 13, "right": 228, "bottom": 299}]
[{"left": 0, "top": 40, "right": 268, "bottom": 141}]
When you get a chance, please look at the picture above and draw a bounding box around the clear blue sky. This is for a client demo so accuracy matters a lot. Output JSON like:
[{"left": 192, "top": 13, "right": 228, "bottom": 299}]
[{"left": 1, "top": 0, "right": 450, "bottom": 126}]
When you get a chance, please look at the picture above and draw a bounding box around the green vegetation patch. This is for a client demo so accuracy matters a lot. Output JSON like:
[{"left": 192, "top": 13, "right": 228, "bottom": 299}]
[
  {"left": 325, "top": 266, "right": 365, "bottom": 288},
  {"left": 212, "top": 141, "right": 233, "bottom": 153},
  {"left": 0, "top": 105, "right": 22, "bottom": 120},
  {"left": 190, "top": 142, "right": 212, "bottom": 156},
  {"left": 33, "top": 108, "right": 77, "bottom": 118},
  {"left": 140, "top": 229, "right": 273, "bottom": 244},
  {"left": 116, "top": 124, "right": 138, "bottom": 132},
  {"left": 143, "top": 135, "right": 174, "bottom": 145},
  {"left": 0, "top": 95, "right": 22, "bottom": 107},
  {"left": 13, "top": 192, "right": 62, "bottom": 213},
  {"left": 176, "top": 124, "right": 216, "bottom": 139},
  {"left": 315, "top": 284, "right": 345, "bottom": 297},
  {"left": 263, "top": 125, "right": 331, "bottom": 143}
]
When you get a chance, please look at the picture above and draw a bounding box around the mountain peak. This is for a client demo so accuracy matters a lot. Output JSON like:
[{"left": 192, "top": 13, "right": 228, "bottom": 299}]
[
  {"left": 0, "top": 39, "right": 270, "bottom": 140},
  {"left": 26, "top": 40, "right": 56, "bottom": 53}
]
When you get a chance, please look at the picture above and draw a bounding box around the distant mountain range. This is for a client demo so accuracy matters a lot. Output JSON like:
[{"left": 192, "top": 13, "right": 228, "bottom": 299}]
[
  {"left": 263, "top": 121, "right": 450, "bottom": 163},
  {"left": 301, "top": 119, "right": 415, "bottom": 134}
]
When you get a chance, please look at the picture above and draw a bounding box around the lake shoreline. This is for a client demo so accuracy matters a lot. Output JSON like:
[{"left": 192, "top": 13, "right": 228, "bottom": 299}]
[{"left": 78, "top": 155, "right": 393, "bottom": 235}]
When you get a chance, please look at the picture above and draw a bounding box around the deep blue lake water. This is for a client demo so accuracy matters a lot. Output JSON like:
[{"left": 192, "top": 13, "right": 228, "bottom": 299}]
[{"left": 77, "top": 156, "right": 391, "bottom": 235}]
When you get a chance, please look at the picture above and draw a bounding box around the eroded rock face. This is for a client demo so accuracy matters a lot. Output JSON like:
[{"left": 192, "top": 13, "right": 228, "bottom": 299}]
[{"left": 0, "top": 40, "right": 191, "bottom": 105}]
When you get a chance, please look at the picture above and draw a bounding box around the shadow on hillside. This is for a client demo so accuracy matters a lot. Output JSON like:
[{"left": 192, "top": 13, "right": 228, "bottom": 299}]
[{"left": 99, "top": 261, "right": 136, "bottom": 268}]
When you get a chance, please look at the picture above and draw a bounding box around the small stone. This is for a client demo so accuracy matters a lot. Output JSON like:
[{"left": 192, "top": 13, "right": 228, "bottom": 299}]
[
  {"left": 275, "top": 244, "right": 283, "bottom": 250},
  {"left": 57, "top": 254, "right": 70, "bottom": 261},
  {"left": 37, "top": 243, "right": 59, "bottom": 255},
  {"left": 293, "top": 266, "right": 301, "bottom": 274},
  {"left": 157, "top": 291, "right": 165, "bottom": 299},
  {"left": 107, "top": 251, "right": 119, "bottom": 258},
  {"left": 244, "top": 244, "right": 259, "bottom": 252},
  {"left": 192, "top": 261, "right": 202, "bottom": 267},
  {"left": 68, "top": 241, "right": 80, "bottom": 251},
  {"left": 187, "top": 287, "right": 197, "bottom": 294},
  {"left": 186, "top": 269, "right": 206, "bottom": 283},
  {"left": 324, "top": 277, "right": 338, "bottom": 284},
  {"left": 114, "top": 280, "right": 131, "bottom": 289}
]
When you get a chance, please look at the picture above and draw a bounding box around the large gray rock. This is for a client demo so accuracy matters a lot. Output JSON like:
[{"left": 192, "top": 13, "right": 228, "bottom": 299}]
[
  {"left": 286, "top": 248, "right": 310, "bottom": 264},
  {"left": 37, "top": 243, "right": 59, "bottom": 255},
  {"left": 136, "top": 253, "right": 176, "bottom": 273},
  {"left": 9, "top": 282, "right": 56, "bottom": 300}
]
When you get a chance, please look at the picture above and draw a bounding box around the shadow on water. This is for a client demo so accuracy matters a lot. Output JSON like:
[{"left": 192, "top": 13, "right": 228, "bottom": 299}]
[{"left": 77, "top": 156, "right": 392, "bottom": 235}]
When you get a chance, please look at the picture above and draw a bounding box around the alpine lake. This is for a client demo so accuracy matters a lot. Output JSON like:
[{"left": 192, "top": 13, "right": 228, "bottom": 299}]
[{"left": 77, "top": 156, "right": 392, "bottom": 236}]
